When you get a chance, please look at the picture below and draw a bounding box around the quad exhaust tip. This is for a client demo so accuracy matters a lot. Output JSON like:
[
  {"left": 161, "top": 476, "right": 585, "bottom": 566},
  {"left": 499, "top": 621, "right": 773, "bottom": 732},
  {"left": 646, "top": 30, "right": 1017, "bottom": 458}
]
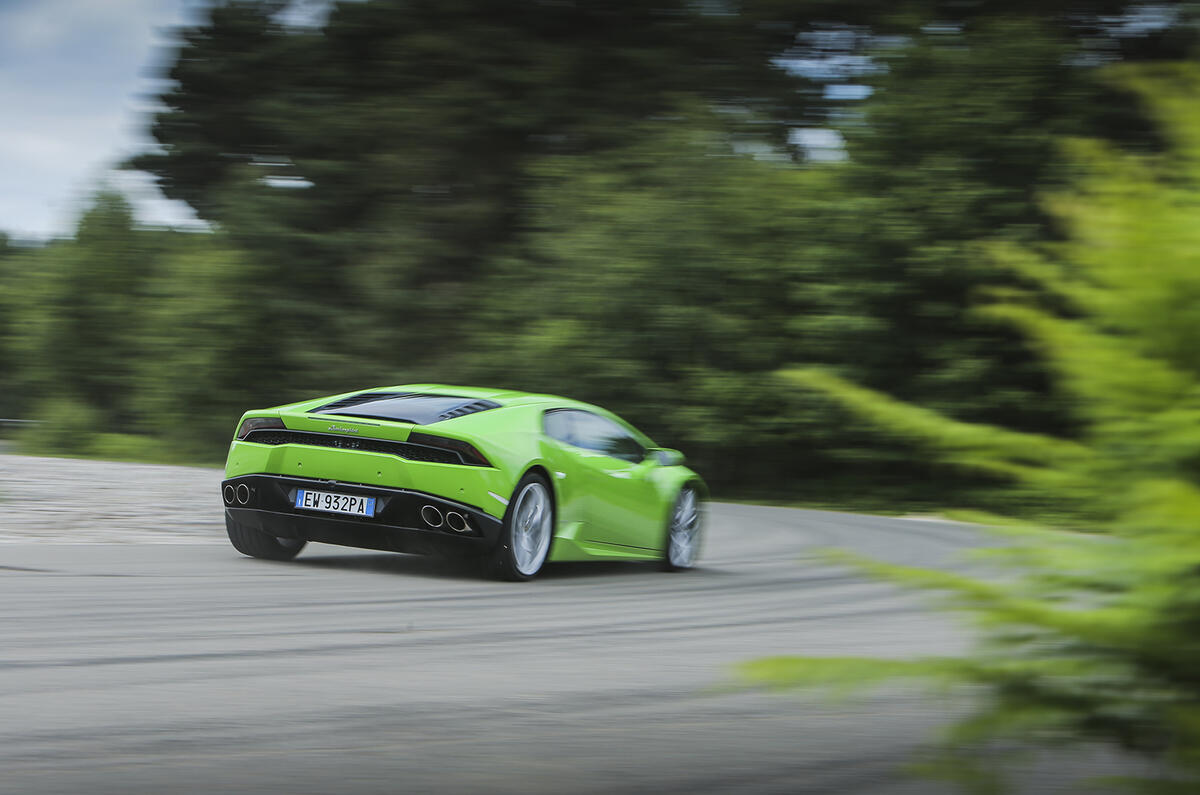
[
  {"left": 445, "top": 511, "right": 469, "bottom": 533},
  {"left": 420, "top": 505, "right": 444, "bottom": 528},
  {"left": 235, "top": 483, "right": 250, "bottom": 505},
  {"left": 223, "top": 484, "right": 236, "bottom": 505}
]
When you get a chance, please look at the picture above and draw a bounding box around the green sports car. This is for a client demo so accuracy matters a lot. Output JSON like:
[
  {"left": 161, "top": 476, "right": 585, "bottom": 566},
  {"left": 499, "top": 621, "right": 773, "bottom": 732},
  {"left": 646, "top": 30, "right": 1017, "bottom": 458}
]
[{"left": 221, "top": 385, "right": 705, "bottom": 580}]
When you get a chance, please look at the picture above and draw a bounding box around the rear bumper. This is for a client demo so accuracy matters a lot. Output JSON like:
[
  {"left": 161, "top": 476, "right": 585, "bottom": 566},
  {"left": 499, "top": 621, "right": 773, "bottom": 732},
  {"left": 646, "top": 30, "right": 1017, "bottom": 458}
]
[{"left": 222, "top": 474, "right": 503, "bottom": 556}]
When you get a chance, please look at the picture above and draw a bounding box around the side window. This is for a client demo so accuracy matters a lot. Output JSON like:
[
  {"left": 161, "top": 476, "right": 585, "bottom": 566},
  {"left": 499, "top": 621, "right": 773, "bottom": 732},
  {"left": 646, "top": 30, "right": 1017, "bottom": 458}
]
[
  {"left": 571, "top": 411, "right": 646, "bottom": 463},
  {"left": 543, "top": 409, "right": 575, "bottom": 446}
]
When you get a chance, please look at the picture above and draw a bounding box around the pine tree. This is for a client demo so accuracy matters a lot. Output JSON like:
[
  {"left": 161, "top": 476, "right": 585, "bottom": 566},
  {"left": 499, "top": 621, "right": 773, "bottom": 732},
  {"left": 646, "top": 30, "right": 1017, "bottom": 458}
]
[{"left": 744, "top": 64, "right": 1200, "bottom": 792}]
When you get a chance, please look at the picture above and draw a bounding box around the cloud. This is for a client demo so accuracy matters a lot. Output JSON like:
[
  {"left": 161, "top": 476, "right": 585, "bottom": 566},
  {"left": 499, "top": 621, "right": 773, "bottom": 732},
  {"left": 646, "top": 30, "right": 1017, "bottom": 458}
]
[{"left": 0, "top": 0, "right": 205, "bottom": 238}]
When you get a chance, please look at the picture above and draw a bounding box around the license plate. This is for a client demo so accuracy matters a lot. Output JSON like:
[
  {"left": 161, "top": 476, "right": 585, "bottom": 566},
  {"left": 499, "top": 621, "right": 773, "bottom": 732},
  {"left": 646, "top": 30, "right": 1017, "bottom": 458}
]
[{"left": 295, "top": 489, "right": 376, "bottom": 517}]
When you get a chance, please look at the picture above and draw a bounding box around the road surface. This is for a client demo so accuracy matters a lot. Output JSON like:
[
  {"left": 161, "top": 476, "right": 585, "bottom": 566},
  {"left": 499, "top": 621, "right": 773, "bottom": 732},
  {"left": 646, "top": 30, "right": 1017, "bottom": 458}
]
[{"left": 0, "top": 456, "right": 1139, "bottom": 793}]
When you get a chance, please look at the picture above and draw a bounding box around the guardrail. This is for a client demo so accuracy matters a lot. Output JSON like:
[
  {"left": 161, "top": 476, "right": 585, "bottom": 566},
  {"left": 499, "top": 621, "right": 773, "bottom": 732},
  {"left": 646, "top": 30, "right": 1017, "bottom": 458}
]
[{"left": 0, "top": 419, "right": 39, "bottom": 426}]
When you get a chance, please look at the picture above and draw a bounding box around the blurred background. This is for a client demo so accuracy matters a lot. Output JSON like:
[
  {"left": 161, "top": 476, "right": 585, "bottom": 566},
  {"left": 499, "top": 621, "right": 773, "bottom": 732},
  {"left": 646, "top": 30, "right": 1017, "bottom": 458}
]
[{"left": 0, "top": 0, "right": 1196, "bottom": 509}]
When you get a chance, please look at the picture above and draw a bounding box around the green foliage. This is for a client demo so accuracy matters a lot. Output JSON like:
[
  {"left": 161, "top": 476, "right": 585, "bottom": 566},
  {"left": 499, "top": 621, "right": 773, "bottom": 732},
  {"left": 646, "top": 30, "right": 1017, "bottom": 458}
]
[
  {"left": 1, "top": 195, "right": 286, "bottom": 463},
  {"left": 10, "top": 193, "right": 160, "bottom": 432},
  {"left": 15, "top": 400, "right": 176, "bottom": 463},
  {"left": 741, "top": 656, "right": 954, "bottom": 696},
  {"left": 457, "top": 112, "right": 879, "bottom": 492},
  {"left": 131, "top": 0, "right": 805, "bottom": 401},
  {"left": 131, "top": 235, "right": 279, "bottom": 458},
  {"left": 5, "top": 1, "right": 1195, "bottom": 507},
  {"left": 83, "top": 433, "right": 179, "bottom": 465},
  {"left": 16, "top": 398, "right": 103, "bottom": 457},
  {"left": 819, "top": 18, "right": 1129, "bottom": 433},
  {"left": 0, "top": 234, "right": 21, "bottom": 419},
  {"left": 753, "top": 65, "right": 1200, "bottom": 791}
]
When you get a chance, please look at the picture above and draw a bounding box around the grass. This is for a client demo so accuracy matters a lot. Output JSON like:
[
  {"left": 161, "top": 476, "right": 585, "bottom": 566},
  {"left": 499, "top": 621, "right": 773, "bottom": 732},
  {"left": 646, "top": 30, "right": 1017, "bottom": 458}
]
[
  {"left": 9, "top": 431, "right": 223, "bottom": 469},
  {"left": 717, "top": 496, "right": 913, "bottom": 516}
]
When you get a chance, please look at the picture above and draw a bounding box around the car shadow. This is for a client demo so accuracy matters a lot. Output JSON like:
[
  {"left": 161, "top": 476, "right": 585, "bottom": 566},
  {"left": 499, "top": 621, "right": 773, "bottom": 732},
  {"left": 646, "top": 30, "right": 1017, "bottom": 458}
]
[
  {"left": 288, "top": 550, "right": 681, "bottom": 581},
  {"left": 538, "top": 561, "right": 659, "bottom": 579},
  {"left": 292, "top": 551, "right": 485, "bottom": 580}
]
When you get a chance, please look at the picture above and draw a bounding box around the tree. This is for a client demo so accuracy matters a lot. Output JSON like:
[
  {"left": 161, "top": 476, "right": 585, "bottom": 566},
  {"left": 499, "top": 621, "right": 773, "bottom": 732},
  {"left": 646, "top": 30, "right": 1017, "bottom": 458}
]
[
  {"left": 809, "top": 15, "right": 1173, "bottom": 429},
  {"left": 13, "top": 194, "right": 159, "bottom": 434},
  {"left": 745, "top": 64, "right": 1200, "bottom": 792},
  {"left": 458, "top": 109, "right": 871, "bottom": 492},
  {"left": 131, "top": 233, "right": 283, "bottom": 458},
  {"left": 131, "top": 0, "right": 806, "bottom": 395},
  {"left": 754, "top": 9, "right": 1193, "bottom": 510},
  {"left": 0, "top": 233, "right": 21, "bottom": 419}
]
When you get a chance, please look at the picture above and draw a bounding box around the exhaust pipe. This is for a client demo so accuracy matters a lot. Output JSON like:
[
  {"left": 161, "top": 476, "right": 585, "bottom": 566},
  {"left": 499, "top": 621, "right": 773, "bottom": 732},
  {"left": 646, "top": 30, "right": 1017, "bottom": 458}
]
[
  {"left": 223, "top": 484, "right": 236, "bottom": 505},
  {"left": 236, "top": 483, "right": 251, "bottom": 506},
  {"left": 420, "top": 505, "right": 444, "bottom": 528},
  {"left": 445, "top": 511, "right": 469, "bottom": 533}
]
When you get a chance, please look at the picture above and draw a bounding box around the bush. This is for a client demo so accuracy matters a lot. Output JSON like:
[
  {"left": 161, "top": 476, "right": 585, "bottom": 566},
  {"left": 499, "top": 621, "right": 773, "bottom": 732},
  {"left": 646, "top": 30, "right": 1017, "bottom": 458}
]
[{"left": 17, "top": 398, "right": 103, "bottom": 457}]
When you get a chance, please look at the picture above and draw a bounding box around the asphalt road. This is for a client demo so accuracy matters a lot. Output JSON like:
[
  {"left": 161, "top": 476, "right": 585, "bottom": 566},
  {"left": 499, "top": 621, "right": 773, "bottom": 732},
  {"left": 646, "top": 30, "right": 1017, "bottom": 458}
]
[{"left": 0, "top": 498, "right": 1136, "bottom": 794}]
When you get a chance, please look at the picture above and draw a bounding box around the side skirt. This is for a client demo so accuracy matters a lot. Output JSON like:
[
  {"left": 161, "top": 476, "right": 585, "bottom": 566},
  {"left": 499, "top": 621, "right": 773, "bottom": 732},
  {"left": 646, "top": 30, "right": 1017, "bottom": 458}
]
[{"left": 548, "top": 522, "right": 661, "bottom": 562}]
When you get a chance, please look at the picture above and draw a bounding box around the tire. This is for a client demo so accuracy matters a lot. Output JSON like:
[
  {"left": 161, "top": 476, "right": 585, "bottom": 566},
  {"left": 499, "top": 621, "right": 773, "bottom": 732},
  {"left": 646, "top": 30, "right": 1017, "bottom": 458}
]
[
  {"left": 225, "top": 514, "right": 307, "bottom": 561},
  {"left": 662, "top": 485, "right": 701, "bottom": 571},
  {"left": 488, "top": 473, "right": 554, "bottom": 581}
]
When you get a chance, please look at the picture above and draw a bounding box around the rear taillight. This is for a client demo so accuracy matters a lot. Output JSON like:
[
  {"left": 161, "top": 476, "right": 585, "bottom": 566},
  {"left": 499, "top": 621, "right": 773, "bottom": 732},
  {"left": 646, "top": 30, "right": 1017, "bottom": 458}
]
[
  {"left": 407, "top": 431, "right": 493, "bottom": 467},
  {"left": 236, "top": 416, "right": 285, "bottom": 440}
]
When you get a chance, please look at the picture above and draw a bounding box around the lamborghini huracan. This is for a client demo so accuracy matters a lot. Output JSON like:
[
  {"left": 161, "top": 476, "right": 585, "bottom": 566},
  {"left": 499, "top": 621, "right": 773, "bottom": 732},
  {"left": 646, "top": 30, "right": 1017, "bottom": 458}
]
[{"left": 221, "top": 385, "right": 705, "bottom": 580}]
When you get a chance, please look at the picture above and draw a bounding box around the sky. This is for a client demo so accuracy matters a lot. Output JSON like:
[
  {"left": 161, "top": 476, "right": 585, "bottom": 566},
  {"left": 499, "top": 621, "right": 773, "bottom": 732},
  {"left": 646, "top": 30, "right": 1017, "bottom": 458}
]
[{"left": 0, "top": 0, "right": 208, "bottom": 240}]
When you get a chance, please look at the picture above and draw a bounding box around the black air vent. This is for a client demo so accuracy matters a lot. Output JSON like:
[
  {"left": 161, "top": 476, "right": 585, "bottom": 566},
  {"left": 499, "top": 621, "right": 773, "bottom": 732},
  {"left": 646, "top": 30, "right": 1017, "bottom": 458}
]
[
  {"left": 241, "top": 429, "right": 470, "bottom": 465},
  {"left": 436, "top": 399, "right": 502, "bottom": 421},
  {"left": 311, "top": 393, "right": 502, "bottom": 425},
  {"left": 313, "top": 392, "right": 412, "bottom": 413}
]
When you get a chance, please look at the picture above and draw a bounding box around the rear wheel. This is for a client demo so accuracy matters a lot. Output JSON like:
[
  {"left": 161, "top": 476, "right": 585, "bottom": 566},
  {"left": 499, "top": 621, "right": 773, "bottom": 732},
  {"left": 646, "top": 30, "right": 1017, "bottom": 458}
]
[
  {"left": 662, "top": 486, "right": 701, "bottom": 571},
  {"left": 488, "top": 473, "right": 554, "bottom": 581},
  {"left": 225, "top": 515, "right": 306, "bottom": 561}
]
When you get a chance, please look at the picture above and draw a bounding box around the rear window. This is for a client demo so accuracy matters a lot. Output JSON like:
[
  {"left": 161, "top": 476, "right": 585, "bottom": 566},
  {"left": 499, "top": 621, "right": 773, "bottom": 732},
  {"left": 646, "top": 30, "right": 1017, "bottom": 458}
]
[{"left": 312, "top": 393, "right": 500, "bottom": 425}]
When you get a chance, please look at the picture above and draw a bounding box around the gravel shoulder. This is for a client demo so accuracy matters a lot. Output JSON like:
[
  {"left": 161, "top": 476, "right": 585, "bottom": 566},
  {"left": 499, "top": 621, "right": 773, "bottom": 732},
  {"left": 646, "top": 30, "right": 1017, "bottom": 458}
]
[{"left": 0, "top": 453, "right": 225, "bottom": 543}]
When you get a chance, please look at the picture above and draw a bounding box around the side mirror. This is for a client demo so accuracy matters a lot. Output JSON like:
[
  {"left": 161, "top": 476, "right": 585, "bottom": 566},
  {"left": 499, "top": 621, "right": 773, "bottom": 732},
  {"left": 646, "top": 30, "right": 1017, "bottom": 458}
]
[{"left": 651, "top": 448, "right": 686, "bottom": 467}]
